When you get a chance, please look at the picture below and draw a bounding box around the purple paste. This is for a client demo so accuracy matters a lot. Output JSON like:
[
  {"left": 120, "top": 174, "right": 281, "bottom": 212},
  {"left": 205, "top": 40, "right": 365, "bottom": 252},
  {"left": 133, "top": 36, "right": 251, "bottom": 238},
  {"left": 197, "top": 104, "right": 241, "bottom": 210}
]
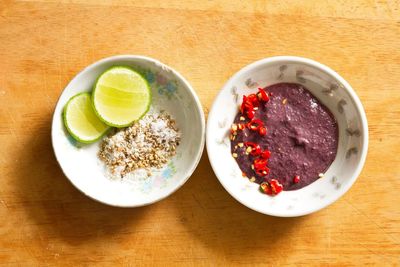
[{"left": 231, "top": 83, "right": 338, "bottom": 191}]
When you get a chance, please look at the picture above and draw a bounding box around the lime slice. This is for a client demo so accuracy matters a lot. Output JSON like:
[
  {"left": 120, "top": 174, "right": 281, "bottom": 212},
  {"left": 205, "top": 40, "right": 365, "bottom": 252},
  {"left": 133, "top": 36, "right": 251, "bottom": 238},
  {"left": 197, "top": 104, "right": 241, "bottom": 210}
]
[
  {"left": 92, "top": 66, "right": 151, "bottom": 127},
  {"left": 63, "top": 93, "right": 110, "bottom": 143}
]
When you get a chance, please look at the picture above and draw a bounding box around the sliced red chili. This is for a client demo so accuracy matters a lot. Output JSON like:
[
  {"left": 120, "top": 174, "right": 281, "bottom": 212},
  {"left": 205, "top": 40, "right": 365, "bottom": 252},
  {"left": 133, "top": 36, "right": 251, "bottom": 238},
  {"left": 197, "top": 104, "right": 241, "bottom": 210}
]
[
  {"left": 256, "top": 166, "right": 270, "bottom": 176},
  {"left": 244, "top": 101, "right": 253, "bottom": 110},
  {"left": 244, "top": 142, "right": 261, "bottom": 156},
  {"left": 246, "top": 109, "right": 255, "bottom": 119},
  {"left": 261, "top": 150, "right": 271, "bottom": 159},
  {"left": 258, "top": 126, "right": 267, "bottom": 136},
  {"left": 254, "top": 158, "right": 269, "bottom": 176},
  {"left": 240, "top": 95, "right": 247, "bottom": 114},
  {"left": 238, "top": 91, "right": 279, "bottom": 192},
  {"left": 253, "top": 158, "right": 267, "bottom": 169},
  {"left": 269, "top": 179, "right": 283, "bottom": 195},
  {"left": 257, "top": 88, "right": 270, "bottom": 102},
  {"left": 247, "top": 93, "right": 259, "bottom": 106},
  {"left": 247, "top": 119, "right": 263, "bottom": 131},
  {"left": 252, "top": 145, "right": 261, "bottom": 156},
  {"left": 260, "top": 182, "right": 272, "bottom": 195},
  {"left": 244, "top": 141, "right": 256, "bottom": 147}
]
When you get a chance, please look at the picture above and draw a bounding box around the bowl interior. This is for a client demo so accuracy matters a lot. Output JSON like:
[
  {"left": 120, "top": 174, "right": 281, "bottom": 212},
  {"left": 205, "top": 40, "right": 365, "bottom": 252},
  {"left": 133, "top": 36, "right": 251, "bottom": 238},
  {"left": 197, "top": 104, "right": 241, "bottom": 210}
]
[
  {"left": 52, "top": 56, "right": 204, "bottom": 207},
  {"left": 207, "top": 57, "right": 367, "bottom": 216}
]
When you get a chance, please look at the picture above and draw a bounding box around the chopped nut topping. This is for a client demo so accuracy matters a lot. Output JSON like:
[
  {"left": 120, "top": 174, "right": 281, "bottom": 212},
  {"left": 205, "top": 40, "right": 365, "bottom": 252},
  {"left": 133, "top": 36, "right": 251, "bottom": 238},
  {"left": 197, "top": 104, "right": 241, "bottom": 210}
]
[{"left": 99, "top": 112, "right": 180, "bottom": 178}]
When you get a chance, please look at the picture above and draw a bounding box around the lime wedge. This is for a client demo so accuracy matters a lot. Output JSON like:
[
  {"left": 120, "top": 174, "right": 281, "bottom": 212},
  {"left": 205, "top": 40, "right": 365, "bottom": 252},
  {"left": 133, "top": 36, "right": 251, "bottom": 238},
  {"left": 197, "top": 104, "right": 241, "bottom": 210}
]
[
  {"left": 63, "top": 93, "right": 110, "bottom": 143},
  {"left": 92, "top": 66, "right": 151, "bottom": 127}
]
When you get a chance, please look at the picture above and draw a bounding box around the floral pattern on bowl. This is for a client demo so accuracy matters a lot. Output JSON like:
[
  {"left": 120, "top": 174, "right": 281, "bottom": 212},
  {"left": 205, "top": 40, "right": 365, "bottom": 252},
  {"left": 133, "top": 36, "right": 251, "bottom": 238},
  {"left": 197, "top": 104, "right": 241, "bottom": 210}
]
[
  {"left": 206, "top": 56, "right": 368, "bottom": 217},
  {"left": 52, "top": 55, "right": 205, "bottom": 207},
  {"left": 136, "top": 67, "right": 179, "bottom": 99}
]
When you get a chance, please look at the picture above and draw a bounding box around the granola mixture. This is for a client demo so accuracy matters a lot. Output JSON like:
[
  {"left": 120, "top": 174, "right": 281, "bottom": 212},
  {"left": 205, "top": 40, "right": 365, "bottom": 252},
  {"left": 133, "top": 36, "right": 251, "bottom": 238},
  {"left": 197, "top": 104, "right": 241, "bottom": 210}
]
[{"left": 99, "top": 110, "right": 180, "bottom": 178}]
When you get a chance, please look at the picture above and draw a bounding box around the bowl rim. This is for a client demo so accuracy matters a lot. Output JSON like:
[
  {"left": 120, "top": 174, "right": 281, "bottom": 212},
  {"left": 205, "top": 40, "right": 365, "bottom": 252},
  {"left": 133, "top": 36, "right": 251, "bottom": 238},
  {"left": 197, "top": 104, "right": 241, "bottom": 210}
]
[
  {"left": 51, "top": 54, "right": 206, "bottom": 207},
  {"left": 206, "top": 55, "right": 368, "bottom": 217}
]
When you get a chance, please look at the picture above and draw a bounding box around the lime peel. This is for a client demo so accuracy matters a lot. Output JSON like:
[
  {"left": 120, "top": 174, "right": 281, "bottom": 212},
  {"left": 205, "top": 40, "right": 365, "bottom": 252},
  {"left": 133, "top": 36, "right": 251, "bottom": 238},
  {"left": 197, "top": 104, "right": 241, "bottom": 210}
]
[{"left": 63, "top": 92, "right": 110, "bottom": 144}]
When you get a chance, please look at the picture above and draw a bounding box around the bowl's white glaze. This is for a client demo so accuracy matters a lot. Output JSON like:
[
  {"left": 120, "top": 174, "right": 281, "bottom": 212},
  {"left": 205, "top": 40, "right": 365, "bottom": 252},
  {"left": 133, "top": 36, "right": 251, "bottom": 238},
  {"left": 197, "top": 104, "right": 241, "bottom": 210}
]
[
  {"left": 52, "top": 55, "right": 205, "bottom": 207},
  {"left": 207, "top": 56, "right": 368, "bottom": 217}
]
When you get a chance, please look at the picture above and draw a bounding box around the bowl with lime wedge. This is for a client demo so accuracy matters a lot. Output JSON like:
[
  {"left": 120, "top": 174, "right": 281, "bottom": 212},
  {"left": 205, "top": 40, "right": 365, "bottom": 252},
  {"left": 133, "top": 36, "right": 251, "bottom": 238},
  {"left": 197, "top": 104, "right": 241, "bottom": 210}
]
[{"left": 52, "top": 55, "right": 205, "bottom": 207}]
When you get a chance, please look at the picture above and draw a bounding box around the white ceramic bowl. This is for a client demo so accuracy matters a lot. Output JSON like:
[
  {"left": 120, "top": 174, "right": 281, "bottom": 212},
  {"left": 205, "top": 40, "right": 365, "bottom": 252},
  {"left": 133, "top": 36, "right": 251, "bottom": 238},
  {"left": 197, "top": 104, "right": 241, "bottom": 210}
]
[
  {"left": 207, "top": 56, "right": 368, "bottom": 217},
  {"left": 52, "top": 55, "right": 205, "bottom": 207}
]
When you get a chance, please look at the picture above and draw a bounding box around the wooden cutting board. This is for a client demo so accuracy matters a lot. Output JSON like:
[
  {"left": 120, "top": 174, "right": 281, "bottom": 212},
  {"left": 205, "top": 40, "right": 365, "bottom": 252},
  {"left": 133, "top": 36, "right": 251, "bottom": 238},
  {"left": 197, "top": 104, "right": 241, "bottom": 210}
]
[{"left": 0, "top": 0, "right": 399, "bottom": 265}]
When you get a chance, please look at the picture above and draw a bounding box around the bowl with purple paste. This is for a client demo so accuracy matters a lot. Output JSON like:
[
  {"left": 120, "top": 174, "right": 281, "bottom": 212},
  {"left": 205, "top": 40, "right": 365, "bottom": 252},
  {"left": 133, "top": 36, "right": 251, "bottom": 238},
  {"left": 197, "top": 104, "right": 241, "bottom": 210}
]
[{"left": 206, "top": 56, "right": 368, "bottom": 217}]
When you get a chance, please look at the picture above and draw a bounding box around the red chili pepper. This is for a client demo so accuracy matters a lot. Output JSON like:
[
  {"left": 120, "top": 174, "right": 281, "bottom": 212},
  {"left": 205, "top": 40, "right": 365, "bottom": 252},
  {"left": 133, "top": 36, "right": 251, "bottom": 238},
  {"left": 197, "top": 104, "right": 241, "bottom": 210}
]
[
  {"left": 261, "top": 150, "right": 271, "bottom": 159},
  {"left": 253, "top": 159, "right": 269, "bottom": 176},
  {"left": 258, "top": 126, "right": 267, "bottom": 136},
  {"left": 252, "top": 145, "right": 261, "bottom": 156},
  {"left": 293, "top": 175, "right": 300, "bottom": 183},
  {"left": 244, "top": 142, "right": 262, "bottom": 156},
  {"left": 247, "top": 93, "right": 259, "bottom": 106},
  {"left": 260, "top": 182, "right": 272, "bottom": 195},
  {"left": 244, "top": 141, "right": 256, "bottom": 147},
  {"left": 257, "top": 88, "right": 270, "bottom": 102},
  {"left": 240, "top": 95, "right": 254, "bottom": 113},
  {"left": 269, "top": 179, "right": 283, "bottom": 194},
  {"left": 240, "top": 95, "right": 247, "bottom": 113},
  {"left": 253, "top": 158, "right": 267, "bottom": 169},
  {"left": 244, "top": 101, "right": 253, "bottom": 110},
  {"left": 247, "top": 119, "right": 263, "bottom": 131},
  {"left": 246, "top": 109, "right": 255, "bottom": 119},
  {"left": 256, "top": 166, "right": 270, "bottom": 176}
]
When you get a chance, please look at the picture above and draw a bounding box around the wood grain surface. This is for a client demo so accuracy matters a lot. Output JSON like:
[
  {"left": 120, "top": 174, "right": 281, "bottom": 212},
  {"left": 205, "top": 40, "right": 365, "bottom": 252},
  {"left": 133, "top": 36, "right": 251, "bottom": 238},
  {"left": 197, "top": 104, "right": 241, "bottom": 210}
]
[{"left": 0, "top": 0, "right": 399, "bottom": 265}]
